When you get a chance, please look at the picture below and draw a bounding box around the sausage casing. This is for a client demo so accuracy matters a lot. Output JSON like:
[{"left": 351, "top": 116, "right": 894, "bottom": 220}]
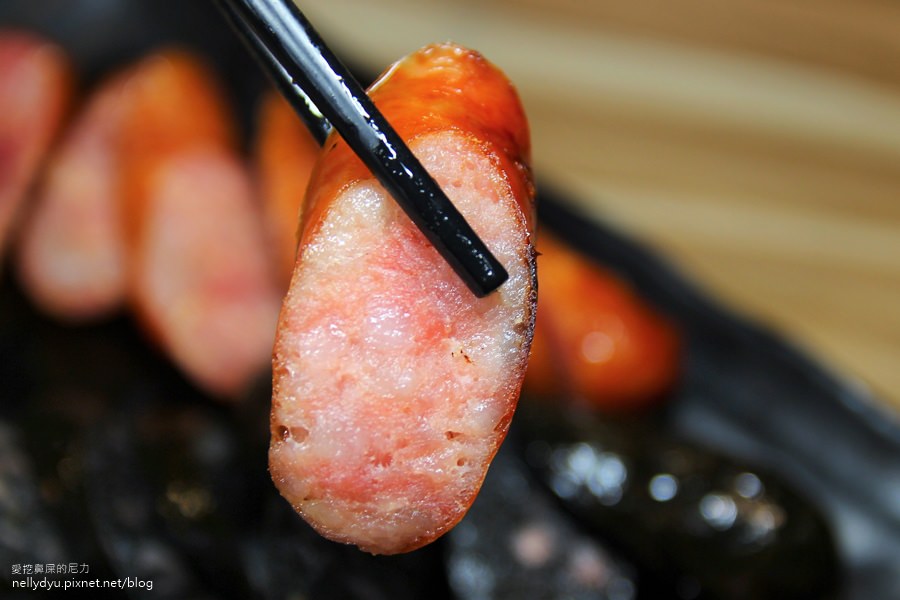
[{"left": 270, "top": 43, "right": 537, "bottom": 554}]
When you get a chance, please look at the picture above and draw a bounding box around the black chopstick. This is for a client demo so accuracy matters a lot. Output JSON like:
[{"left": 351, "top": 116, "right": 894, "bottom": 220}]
[
  {"left": 215, "top": 0, "right": 509, "bottom": 297},
  {"left": 216, "top": 0, "right": 332, "bottom": 144}
]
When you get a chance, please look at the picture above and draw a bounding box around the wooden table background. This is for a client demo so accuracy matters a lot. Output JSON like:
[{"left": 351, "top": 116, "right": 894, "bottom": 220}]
[{"left": 300, "top": 0, "right": 900, "bottom": 415}]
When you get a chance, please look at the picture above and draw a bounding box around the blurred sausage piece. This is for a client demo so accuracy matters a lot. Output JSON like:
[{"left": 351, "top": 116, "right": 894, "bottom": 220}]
[
  {"left": 0, "top": 30, "right": 70, "bottom": 263},
  {"left": 254, "top": 91, "right": 320, "bottom": 289},
  {"left": 270, "top": 43, "right": 537, "bottom": 555},
  {"left": 16, "top": 70, "right": 131, "bottom": 321},
  {"left": 118, "top": 50, "right": 234, "bottom": 227},
  {"left": 121, "top": 50, "right": 280, "bottom": 399},
  {"left": 134, "top": 148, "right": 281, "bottom": 398},
  {"left": 525, "top": 233, "right": 681, "bottom": 413}
]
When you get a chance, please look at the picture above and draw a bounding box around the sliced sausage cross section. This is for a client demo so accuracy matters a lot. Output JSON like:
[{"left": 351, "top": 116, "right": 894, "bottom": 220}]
[{"left": 270, "top": 43, "right": 537, "bottom": 555}]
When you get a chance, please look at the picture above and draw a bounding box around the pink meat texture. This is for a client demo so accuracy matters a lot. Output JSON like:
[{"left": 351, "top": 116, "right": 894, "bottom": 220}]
[
  {"left": 120, "top": 51, "right": 281, "bottom": 400},
  {"left": 270, "top": 43, "right": 537, "bottom": 554},
  {"left": 16, "top": 69, "right": 131, "bottom": 321},
  {"left": 0, "top": 30, "right": 70, "bottom": 263}
]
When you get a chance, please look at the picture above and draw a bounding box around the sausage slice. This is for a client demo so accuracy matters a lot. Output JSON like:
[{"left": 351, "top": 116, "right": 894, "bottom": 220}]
[
  {"left": 270, "top": 43, "right": 537, "bottom": 554},
  {"left": 121, "top": 50, "right": 280, "bottom": 399},
  {"left": 16, "top": 70, "right": 131, "bottom": 321},
  {"left": 0, "top": 30, "right": 70, "bottom": 262}
]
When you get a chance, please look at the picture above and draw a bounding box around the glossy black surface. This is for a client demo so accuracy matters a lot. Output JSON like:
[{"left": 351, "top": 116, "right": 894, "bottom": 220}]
[
  {"left": 1, "top": 2, "right": 899, "bottom": 599},
  {"left": 537, "top": 197, "right": 900, "bottom": 600},
  {"left": 446, "top": 439, "right": 640, "bottom": 600},
  {"left": 516, "top": 402, "right": 840, "bottom": 599},
  {"left": 214, "top": 0, "right": 333, "bottom": 145}
]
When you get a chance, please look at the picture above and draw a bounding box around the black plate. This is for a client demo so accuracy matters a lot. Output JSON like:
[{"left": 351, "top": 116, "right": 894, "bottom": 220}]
[
  {"left": 536, "top": 198, "right": 900, "bottom": 599},
  {"left": 2, "top": 2, "right": 899, "bottom": 599}
]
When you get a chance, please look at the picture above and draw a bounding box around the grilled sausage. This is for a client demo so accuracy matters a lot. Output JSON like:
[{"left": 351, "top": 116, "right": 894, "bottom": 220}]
[
  {"left": 16, "top": 69, "right": 131, "bottom": 321},
  {"left": 270, "top": 43, "right": 537, "bottom": 554},
  {"left": 525, "top": 233, "right": 680, "bottom": 412},
  {"left": 120, "top": 50, "right": 280, "bottom": 399},
  {"left": 254, "top": 91, "right": 320, "bottom": 289},
  {"left": 0, "top": 30, "right": 70, "bottom": 263}
]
